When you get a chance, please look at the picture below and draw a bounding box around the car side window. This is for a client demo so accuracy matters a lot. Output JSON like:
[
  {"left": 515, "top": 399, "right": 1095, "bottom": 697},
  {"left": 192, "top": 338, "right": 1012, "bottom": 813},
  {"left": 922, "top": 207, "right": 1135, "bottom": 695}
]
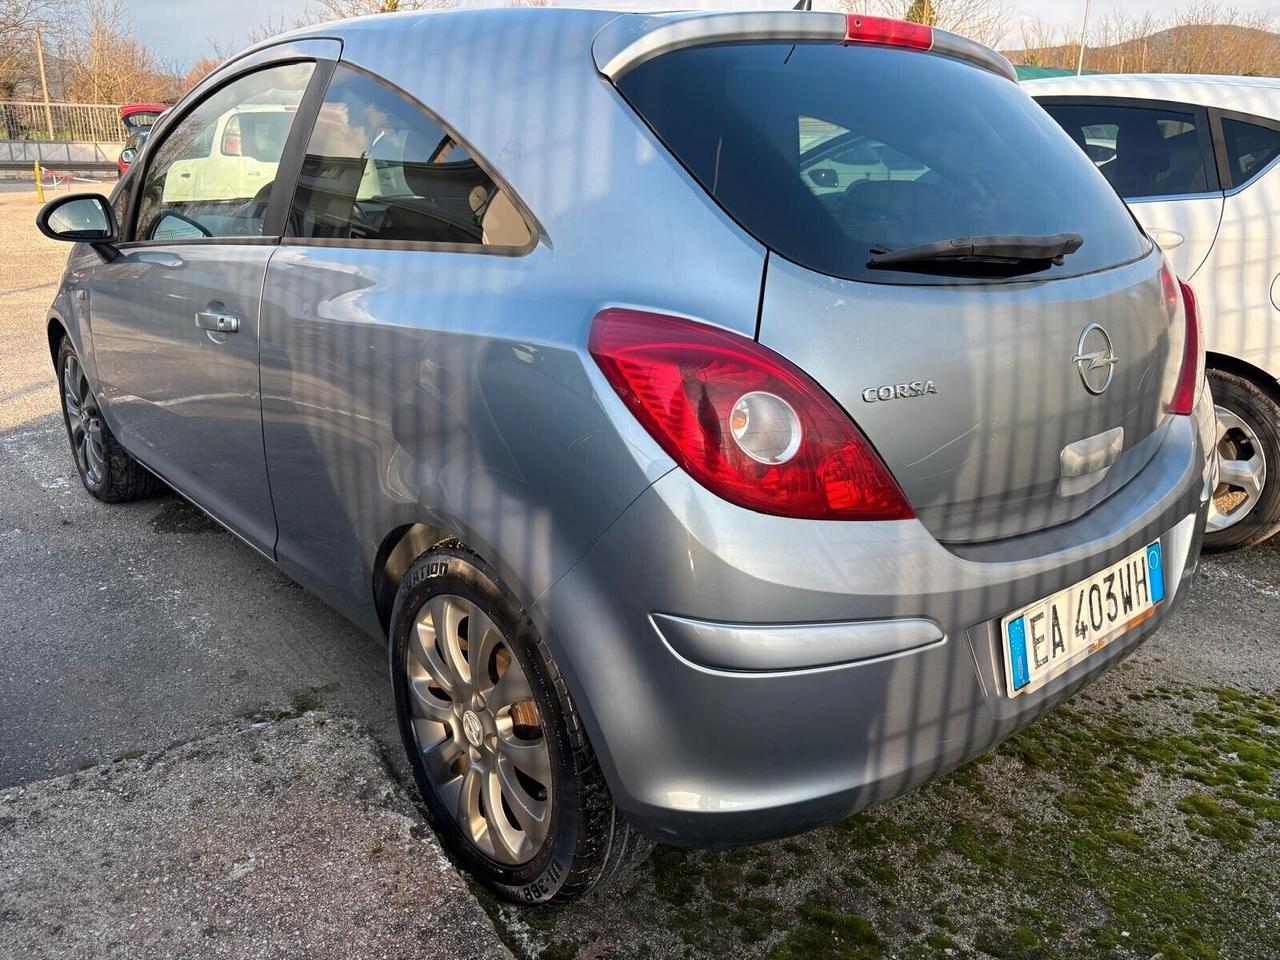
[
  {"left": 286, "top": 66, "right": 532, "bottom": 247},
  {"left": 132, "top": 62, "right": 315, "bottom": 242},
  {"left": 1041, "top": 103, "right": 1211, "bottom": 200},
  {"left": 1221, "top": 117, "right": 1280, "bottom": 188}
]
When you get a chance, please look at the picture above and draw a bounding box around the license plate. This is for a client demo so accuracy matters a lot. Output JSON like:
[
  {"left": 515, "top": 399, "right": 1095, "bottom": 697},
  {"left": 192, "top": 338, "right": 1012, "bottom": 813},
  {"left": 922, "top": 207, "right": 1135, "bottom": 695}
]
[{"left": 1002, "top": 541, "right": 1164, "bottom": 697}]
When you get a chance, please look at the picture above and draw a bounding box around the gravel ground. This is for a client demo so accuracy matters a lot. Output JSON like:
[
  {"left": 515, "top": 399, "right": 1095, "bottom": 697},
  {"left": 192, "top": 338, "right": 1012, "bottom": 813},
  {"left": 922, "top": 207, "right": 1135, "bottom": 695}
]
[
  {"left": 0, "top": 712, "right": 514, "bottom": 960},
  {"left": 1, "top": 181, "right": 1278, "bottom": 960}
]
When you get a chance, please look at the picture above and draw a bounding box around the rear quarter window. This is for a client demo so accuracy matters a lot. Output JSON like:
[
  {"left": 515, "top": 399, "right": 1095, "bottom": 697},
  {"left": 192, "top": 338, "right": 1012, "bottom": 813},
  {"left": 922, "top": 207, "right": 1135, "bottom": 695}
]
[
  {"left": 286, "top": 66, "right": 533, "bottom": 249},
  {"left": 1221, "top": 117, "right": 1280, "bottom": 188},
  {"left": 616, "top": 43, "right": 1150, "bottom": 285}
]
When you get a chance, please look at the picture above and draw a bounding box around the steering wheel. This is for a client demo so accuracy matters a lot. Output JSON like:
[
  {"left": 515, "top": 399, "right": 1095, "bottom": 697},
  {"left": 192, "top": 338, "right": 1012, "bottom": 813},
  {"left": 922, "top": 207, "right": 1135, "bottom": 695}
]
[
  {"left": 147, "top": 210, "right": 212, "bottom": 241},
  {"left": 233, "top": 181, "right": 274, "bottom": 233}
]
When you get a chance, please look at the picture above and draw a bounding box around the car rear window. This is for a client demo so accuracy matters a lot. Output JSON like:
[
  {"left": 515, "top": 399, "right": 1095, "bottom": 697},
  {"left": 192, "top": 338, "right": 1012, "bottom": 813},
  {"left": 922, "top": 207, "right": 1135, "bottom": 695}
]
[{"left": 615, "top": 43, "right": 1149, "bottom": 284}]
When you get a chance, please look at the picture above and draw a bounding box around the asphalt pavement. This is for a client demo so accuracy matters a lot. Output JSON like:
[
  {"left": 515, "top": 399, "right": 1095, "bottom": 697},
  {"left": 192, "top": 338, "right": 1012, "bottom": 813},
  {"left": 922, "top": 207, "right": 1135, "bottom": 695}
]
[
  {"left": 2, "top": 714, "right": 515, "bottom": 960},
  {"left": 0, "top": 186, "right": 398, "bottom": 789}
]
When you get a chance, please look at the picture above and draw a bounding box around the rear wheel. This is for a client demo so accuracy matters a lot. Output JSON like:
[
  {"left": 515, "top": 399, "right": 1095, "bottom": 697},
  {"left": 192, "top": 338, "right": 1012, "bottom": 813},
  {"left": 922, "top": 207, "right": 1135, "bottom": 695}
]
[
  {"left": 389, "top": 544, "right": 652, "bottom": 903},
  {"left": 1203, "top": 368, "right": 1280, "bottom": 552},
  {"left": 56, "top": 339, "right": 164, "bottom": 503}
]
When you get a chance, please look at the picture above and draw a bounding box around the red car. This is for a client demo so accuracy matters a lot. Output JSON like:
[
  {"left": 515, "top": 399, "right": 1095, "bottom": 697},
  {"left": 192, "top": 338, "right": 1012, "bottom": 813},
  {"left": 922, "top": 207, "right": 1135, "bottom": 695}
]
[{"left": 117, "top": 103, "right": 165, "bottom": 175}]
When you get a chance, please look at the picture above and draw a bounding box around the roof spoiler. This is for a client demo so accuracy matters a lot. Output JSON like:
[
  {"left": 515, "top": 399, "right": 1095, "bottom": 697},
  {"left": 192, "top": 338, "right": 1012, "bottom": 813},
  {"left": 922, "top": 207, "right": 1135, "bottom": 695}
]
[{"left": 592, "top": 11, "right": 1017, "bottom": 85}]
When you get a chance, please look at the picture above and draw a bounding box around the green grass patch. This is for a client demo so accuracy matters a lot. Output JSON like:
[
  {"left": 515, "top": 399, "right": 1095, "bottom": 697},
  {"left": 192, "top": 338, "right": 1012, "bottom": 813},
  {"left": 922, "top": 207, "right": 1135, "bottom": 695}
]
[{"left": 499, "top": 685, "right": 1277, "bottom": 960}]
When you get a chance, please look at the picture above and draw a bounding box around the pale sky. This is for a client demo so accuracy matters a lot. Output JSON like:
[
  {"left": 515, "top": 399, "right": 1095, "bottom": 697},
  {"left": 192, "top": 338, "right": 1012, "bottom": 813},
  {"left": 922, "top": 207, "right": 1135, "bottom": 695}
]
[{"left": 125, "top": 0, "right": 1280, "bottom": 69}]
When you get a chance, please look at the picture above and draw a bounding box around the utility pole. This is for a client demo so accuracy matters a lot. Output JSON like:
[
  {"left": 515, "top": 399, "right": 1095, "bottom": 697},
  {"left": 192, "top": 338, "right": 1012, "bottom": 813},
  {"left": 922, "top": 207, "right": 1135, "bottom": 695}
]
[
  {"left": 1075, "top": 0, "right": 1093, "bottom": 76},
  {"left": 34, "top": 25, "right": 54, "bottom": 140}
]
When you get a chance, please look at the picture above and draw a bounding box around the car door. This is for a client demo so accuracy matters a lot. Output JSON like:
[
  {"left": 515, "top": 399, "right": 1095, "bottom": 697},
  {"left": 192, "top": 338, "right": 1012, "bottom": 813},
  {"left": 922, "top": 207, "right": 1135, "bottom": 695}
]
[
  {"left": 1194, "top": 110, "right": 1280, "bottom": 373},
  {"left": 88, "top": 42, "right": 338, "bottom": 553},
  {"left": 1038, "top": 98, "right": 1224, "bottom": 280}
]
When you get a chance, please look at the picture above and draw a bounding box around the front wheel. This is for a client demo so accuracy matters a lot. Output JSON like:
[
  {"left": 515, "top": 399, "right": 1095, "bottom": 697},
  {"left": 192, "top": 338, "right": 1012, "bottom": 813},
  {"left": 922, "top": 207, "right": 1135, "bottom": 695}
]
[
  {"left": 389, "top": 544, "right": 652, "bottom": 903},
  {"left": 1203, "top": 368, "right": 1280, "bottom": 552},
  {"left": 56, "top": 338, "right": 164, "bottom": 503}
]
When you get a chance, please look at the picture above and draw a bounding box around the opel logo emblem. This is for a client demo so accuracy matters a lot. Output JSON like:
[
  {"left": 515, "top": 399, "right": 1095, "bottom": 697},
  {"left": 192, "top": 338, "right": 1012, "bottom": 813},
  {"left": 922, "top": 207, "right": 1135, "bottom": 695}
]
[
  {"left": 463, "top": 710, "right": 484, "bottom": 748},
  {"left": 1072, "top": 323, "right": 1118, "bottom": 395}
]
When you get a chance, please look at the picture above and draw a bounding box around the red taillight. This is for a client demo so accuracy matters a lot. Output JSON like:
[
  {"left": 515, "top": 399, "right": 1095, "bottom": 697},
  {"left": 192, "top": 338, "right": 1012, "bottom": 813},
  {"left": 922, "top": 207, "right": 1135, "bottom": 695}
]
[
  {"left": 1169, "top": 273, "right": 1205, "bottom": 416},
  {"left": 843, "top": 15, "right": 933, "bottom": 50},
  {"left": 589, "top": 309, "right": 913, "bottom": 521},
  {"left": 222, "top": 133, "right": 242, "bottom": 156}
]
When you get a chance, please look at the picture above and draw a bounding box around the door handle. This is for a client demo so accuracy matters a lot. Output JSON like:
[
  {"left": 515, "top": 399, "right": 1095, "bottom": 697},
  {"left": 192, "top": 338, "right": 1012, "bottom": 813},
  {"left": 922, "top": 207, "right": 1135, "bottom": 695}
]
[
  {"left": 1148, "top": 228, "right": 1185, "bottom": 251},
  {"left": 195, "top": 310, "right": 240, "bottom": 334}
]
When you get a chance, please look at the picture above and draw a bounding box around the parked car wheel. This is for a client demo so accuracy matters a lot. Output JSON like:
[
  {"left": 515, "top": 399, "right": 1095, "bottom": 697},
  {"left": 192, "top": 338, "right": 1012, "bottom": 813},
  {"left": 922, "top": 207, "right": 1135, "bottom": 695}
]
[
  {"left": 389, "top": 544, "right": 653, "bottom": 903},
  {"left": 1204, "top": 368, "right": 1280, "bottom": 552},
  {"left": 56, "top": 339, "right": 164, "bottom": 503}
]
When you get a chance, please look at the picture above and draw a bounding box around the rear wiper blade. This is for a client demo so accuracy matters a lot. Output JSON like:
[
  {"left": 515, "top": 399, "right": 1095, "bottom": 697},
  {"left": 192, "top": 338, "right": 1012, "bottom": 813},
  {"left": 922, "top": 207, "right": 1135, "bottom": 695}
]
[{"left": 868, "top": 233, "right": 1084, "bottom": 269}]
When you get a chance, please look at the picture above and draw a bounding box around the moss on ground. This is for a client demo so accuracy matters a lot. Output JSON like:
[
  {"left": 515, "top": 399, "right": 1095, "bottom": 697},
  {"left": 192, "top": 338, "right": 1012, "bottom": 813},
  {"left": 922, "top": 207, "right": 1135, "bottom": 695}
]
[
  {"left": 762, "top": 891, "right": 884, "bottom": 959},
  {"left": 503, "top": 685, "right": 1279, "bottom": 960}
]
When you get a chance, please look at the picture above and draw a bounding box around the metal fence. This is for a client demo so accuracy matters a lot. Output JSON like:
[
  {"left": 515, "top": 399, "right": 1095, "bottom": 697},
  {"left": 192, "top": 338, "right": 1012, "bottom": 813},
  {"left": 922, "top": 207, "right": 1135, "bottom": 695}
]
[{"left": 0, "top": 102, "right": 124, "bottom": 143}]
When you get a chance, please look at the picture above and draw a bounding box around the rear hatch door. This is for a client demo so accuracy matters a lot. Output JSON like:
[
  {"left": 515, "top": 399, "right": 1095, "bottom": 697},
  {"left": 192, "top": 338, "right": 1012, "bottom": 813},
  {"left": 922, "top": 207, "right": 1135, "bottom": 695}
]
[
  {"left": 612, "top": 27, "right": 1182, "bottom": 543},
  {"left": 757, "top": 253, "right": 1178, "bottom": 542}
]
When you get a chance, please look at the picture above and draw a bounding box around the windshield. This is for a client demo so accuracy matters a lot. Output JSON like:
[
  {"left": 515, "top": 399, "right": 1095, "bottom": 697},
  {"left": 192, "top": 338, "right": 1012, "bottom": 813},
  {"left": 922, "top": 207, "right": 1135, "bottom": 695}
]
[
  {"left": 616, "top": 42, "right": 1150, "bottom": 284},
  {"left": 121, "top": 110, "right": 162, "bottom": 133}
]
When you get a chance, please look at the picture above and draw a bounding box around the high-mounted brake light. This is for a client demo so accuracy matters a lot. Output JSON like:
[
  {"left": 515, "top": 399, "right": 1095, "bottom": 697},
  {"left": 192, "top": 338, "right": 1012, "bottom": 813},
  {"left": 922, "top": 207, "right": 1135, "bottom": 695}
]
[
  {"left": 589, "top": 309, "right": 913, "bottom": 521},
  {"left": 843, "top": 15, "right": 933, "bottom": 50},
  {"left": 1167, "top": 269, "right": 1205, "bottom": 416},
  {"left": 594, "top": 11, "right": 1018, "bottom": 85}
]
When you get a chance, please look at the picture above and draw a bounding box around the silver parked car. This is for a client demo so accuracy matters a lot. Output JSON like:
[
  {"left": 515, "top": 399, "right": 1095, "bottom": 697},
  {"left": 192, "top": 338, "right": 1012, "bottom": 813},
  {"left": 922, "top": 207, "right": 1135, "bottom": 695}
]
[{"left": 37, "top": 9, "right": 1216, "bottom": 903}]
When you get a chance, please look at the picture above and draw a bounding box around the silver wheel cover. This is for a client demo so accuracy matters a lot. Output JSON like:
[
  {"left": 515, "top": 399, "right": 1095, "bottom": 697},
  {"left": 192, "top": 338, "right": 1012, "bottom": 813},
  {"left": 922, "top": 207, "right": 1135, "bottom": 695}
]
[
  {"left": 406, "top": 594, "right": 552, "bottom": 865},
  {"left": 63, "top": 353, "right": 106, "bottom": 487},
  {"left": 1207, "top": 404, "right": 1268, "bottom": 533}
]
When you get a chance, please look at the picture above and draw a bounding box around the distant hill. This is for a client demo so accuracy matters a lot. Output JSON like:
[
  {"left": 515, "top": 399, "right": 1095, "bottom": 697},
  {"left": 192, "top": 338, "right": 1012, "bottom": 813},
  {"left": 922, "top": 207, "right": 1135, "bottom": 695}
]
[{"left": 1007, "top": 23, "right": 1280, "bottom": 77}]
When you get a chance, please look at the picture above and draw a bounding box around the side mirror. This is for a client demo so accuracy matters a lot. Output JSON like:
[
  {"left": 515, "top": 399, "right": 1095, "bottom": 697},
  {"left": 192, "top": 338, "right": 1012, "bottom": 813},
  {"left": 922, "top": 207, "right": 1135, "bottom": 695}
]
[{"left": 36, "top": 193, "right": 119, "bottom": 261}]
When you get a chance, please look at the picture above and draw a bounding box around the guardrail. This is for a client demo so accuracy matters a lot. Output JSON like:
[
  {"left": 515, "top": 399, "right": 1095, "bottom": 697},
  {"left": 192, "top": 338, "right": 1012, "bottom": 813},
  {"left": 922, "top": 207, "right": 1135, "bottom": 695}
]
[
  {"left": 0, "top": 101, "right": 125, "bottom": 142},
  {"left": 0, "top": 139, "right": 121, "bottom": 174}
]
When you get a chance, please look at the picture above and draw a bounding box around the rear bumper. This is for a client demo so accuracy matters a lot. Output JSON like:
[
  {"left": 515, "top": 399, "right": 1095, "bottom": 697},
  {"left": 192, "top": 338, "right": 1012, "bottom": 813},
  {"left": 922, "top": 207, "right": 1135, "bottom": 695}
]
[{"left": 532, "top": 393, "right": 1216, "bottom": 845}]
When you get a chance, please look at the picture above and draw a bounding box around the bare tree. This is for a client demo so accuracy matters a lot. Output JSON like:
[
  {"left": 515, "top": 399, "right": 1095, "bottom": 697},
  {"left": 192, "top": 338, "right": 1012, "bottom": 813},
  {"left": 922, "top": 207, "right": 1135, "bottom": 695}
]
[
  {"left": 1015, "top": 16, "right": 1063, "bottom": 68},
  {"left": 57, "top": 0, "right": 176, "bottom": 103},
  {"left": 308, "top": 0, "right": 456, "bottom": 20},
  {"left": 1083, "top": 11, "right": 1160, "bottom": 73},
  {"left": 1005, "top": 1, "right": 1280, "bottom": 76},
  {"left": 180, "top": 55, "right": 220, "bottom": 94},
  {"left": 918, "top": 0, "right": 1012, "bottom": 48},
  {"left": 1166, "top": 2, "right": 1276, "bottom": 75},
  {"left": 0, "top": 0, "right": 69, "bottom": 98}
]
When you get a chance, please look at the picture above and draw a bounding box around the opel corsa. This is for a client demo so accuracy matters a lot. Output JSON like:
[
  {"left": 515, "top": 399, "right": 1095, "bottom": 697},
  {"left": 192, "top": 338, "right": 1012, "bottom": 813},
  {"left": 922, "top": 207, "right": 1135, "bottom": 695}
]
[{"left": 37, "top": 9, "right": 1216, "bottom": 902}]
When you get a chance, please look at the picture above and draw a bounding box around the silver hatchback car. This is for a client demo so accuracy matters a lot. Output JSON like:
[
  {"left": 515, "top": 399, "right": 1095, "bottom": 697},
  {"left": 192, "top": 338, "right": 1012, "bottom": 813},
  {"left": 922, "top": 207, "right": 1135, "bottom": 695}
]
[{"left": 37, "top": 9, "right": 1216, "bottom": 902}]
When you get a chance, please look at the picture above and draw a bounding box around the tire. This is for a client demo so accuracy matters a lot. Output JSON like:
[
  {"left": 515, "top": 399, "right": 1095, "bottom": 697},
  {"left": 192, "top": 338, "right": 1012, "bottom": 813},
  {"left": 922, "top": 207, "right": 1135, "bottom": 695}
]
[
  {"left": 389, "top": 544, "right": 653, "bottom": 903},
  {"left": 56, "top": 338, "right": 165, "bottom": 503},
  {"left": 1203, "top": 368, "right": 1280, "bottom": 553}
]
